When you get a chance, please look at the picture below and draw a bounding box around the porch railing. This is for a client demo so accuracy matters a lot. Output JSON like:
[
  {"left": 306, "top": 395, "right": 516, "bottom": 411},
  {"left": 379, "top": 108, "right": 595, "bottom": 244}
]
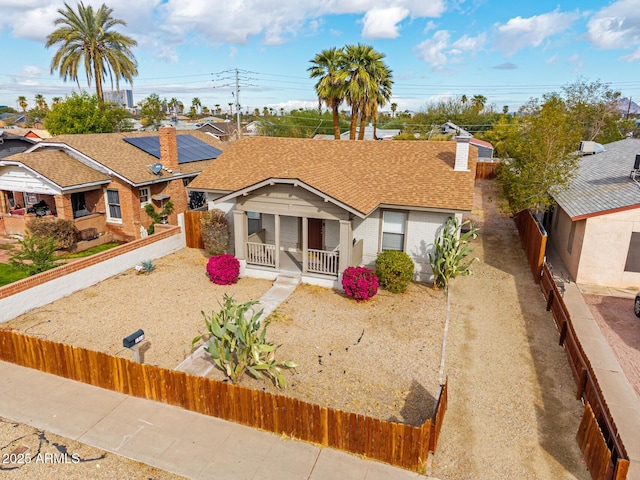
[
  {"left": 307, "top": 248, "right": 339, "bottom": 275},
  {"left": 246, "top": 242, "right": 276, "bottom": 267}
]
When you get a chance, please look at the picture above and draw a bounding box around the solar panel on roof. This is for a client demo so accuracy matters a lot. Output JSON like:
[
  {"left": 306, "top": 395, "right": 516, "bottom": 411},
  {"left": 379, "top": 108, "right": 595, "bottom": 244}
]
[{"left": 124, "top": 135, "right": 222, "bottom": 164}]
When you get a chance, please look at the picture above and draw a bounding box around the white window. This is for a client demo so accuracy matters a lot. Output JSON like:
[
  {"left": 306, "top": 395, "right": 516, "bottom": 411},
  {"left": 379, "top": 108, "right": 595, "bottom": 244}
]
[
  {"left": 105, "top": 189, "right": 122, "bottom": 223},
  {"left": 139, "top": 187, "right": 150, "bottom": 207},
  {"left": 381, "top": 211, "right": 407, "bottom": 251}
]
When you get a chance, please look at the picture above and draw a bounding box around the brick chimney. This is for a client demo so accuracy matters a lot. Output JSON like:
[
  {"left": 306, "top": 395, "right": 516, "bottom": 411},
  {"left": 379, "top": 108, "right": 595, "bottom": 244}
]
[
  {"left": 158, "top": 126, "right": 179, "bottom": 172},
  {"left": 454, "top": 136, "right": 470, "bottom": 171}
]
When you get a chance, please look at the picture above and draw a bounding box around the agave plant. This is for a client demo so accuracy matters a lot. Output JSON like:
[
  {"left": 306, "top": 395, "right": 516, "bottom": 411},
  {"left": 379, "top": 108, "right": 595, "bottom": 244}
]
[
  {"left": 136, "top": 259, "right": 156, "bottom": 275},
  {"left": 192, "top": 295, "right": 297, "bottom": 388},
  {"left": 429, "top": 217, "right": 478, "bottom": 293}
]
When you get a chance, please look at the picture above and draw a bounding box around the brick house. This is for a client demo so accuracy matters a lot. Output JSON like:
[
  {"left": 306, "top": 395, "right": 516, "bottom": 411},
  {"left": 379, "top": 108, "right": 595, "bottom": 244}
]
[
  {"left": 0, "top": 127, "right": 224, "bottom": 243},
  {"left": 188, "top": 136, "right": 476, "bottom": 288}
]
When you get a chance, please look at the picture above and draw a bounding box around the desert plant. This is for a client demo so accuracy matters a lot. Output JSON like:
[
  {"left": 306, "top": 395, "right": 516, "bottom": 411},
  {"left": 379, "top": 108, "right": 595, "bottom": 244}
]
[
  {"left": 375, "top": 250, "right": 414, "bottom": 293},
  {"left": 342, "top": 266, "right": 378, "bottom": 302},
  {"left": 145, "top": 200, "right": 174, "bottom": 234},
  {"left": 429, "top": 217, "right": 478, "bottom": 293},
  {"left": 26, "top": 217, "right": 77, "bottom": 249},
  {"left": 10, "top": 232, "right": 65, "bottom": 275},
  {"left": 201, "top": 209, "right": 230, "bottom": 255},
  {"left": 206, "top": 254, "right": 240, "bottom": 285},
  {"left": 135, "top": 259, "right": 156, "bottom": 275},
  {"left": 192, "top": 295, "right": 298, "bottom": 388}
]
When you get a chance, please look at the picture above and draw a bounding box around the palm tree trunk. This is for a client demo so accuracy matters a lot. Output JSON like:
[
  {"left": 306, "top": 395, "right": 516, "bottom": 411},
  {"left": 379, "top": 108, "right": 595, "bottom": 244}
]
[
  {"left": 358, "top": 115, "right": 366, "bottom": 140},
  {"left": 94, "top": 60, "right": 104, "bottom": 102},
  {"left": 332, "top": 103, "right": 341, "bottom": 140},
  {"left": 349, "top": 104, "right": 358, "bottom": 140}
]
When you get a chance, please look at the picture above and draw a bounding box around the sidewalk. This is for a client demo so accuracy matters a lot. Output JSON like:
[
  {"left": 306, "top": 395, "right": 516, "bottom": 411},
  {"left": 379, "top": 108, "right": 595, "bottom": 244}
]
[
  {"left": 0, "top": 360, "right": 427, "bottom": 480},
  {"left": 546, "top": 245, "right": 640, "bottom": 480}
]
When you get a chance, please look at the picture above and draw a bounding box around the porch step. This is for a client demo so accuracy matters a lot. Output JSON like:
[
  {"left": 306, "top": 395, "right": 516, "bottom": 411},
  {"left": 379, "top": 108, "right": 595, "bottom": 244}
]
[{"left": 273, "top": 273, "right": 301, "bottom": 287}]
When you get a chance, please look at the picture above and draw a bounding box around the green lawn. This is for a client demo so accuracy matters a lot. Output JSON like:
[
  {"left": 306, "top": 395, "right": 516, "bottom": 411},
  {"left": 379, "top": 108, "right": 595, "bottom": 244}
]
[
  {"left": 0, "top": 263, "right": 29, "bottom": 287},
  {"left": 59, "top": 242, "right": 122, "bottom": 259}
]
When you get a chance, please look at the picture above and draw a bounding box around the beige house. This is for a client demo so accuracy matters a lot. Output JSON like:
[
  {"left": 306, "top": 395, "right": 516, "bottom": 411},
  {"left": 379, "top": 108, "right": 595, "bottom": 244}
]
[
  {"left": 0, "top": 127, "right": 225, "bottom": 243},
  {"left": 188, "top": 136, "right": 477, "bottom": 288},
  {"left": 549, "top": 138, "right": 640, "bottom": 288}
]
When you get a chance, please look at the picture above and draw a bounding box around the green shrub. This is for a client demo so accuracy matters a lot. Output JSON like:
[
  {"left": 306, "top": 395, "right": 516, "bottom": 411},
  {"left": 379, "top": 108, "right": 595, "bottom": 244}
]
[
  {"left": 201, "top": 209, "right": 229, "bottom": 255},
  {"left": 375, "top": 250, "right": 414, "bottom": 293},
  {"left": 10, "top": 232, "right": 66, "bottom": 275},
  {"left": 26, "top": 217, "right": 77, "bottom": 249},
  {"left": 192, "top": 295, "right": 298, "bottom": 388}
]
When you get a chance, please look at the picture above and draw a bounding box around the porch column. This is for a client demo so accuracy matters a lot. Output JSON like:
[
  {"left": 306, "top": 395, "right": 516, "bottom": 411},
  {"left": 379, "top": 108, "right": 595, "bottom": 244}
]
[
  {"left": 0, "top": 192, "right": 7, "bottom": 214},
  {"left": 339, "top": 219, "right": 353, "bottom": 273},
  {"left": 274, "top": 214, "right": 281, "bottom": 269},
  {"left": 233, "top": 209, "right": 246, "bottom": 259},
  {"left": 302, "top": 217, "right": 308, "bottom": 274},
  {"left": 54, "top": 195, "right": 73, "bottom": 220}
]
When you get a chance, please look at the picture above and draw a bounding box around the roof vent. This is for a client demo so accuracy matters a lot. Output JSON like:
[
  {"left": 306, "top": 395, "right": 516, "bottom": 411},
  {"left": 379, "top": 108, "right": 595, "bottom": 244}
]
[{"left": 634, "top": 154, "right": 640, "bottom": 170}]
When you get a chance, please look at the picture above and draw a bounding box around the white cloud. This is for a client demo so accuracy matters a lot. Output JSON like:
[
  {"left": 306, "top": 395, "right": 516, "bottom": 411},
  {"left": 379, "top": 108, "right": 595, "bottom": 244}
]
[
  {"left": 361, "top": 7, "right": 409, "bottom": 39},
  {"left": 587, "top": 0, "right": 640, "bottom": 62},
  {"left": 493, "top": 10, "right": 579, "bottom": 57},
  {"left": 415, "top": 30, "right": 485, "bottom": 69}
]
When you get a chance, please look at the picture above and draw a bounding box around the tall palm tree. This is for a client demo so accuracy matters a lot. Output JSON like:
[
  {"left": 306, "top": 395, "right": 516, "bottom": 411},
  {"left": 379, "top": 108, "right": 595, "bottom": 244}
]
[
  {"left": 391, "top": 102, "right": 397, "bottom": 118},
  {"left": 308, "top": 47, "right": 345, "bottom": 139},
  {"left": 363, "top": 64, "right": 392, "bottom": 140},
  {"left": 17, "top": 96, "right": 28, "bottom": 113},
  {"left": 191, "top": 97, "right": 201, "bottom": 115},
  {"left": 52, "top": 97, "right": 62, "bottom": 106},
  {"left": 35, "top": 94, "right": 48, "bottom": 111},
  {"left": 46, "top": 2, "right": 138, "bottom": 102},
  {"left": 339, "top": 44, "right": 393, "bottom": 140},
  {"left": 471, "top": 94, "right": 487, "bottom": 112},
  {"left": 461, "top": 94, "right": 468, "bottom": 105},
  {"left": 214, "top": 103, "right": 221, "bottom": 115}
]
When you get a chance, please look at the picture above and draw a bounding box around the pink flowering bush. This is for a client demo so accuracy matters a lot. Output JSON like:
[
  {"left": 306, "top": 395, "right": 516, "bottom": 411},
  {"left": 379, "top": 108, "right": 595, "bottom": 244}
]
[
  {"left": 342, "top": 266, "right": 378, "bottom": 302},
  {"left": 206, "top": 254, "right": 240, "bottom": 285}
]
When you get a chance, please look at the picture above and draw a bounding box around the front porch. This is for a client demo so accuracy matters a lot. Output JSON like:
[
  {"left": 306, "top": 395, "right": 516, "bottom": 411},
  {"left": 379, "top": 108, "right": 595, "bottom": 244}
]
[{"left": 233, "top": 210, "right": 364, "bottom": 285}]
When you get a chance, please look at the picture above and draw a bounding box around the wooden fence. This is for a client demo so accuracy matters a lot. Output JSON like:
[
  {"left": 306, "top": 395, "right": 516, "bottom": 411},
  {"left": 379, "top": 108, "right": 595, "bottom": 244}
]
[
  {"left": 513, "top": 209, "right": 547, "bottom": 282},
  {"left": 184, "top": 210, "right": 205, "bottom": 249},
  {"left": 0, "top": 330, "right": 448, "bottom": 471},
  {"left": 539, "top": 264, "right": 629, "bottom": 480},
  {"left": 475, "top": 161, "right": 499, "bottom": 179}
]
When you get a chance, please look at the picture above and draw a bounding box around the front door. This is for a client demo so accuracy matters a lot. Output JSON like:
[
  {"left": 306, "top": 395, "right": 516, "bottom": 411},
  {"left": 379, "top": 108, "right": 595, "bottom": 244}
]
[{"left": 308, "top": 218, "right": 323, "bottom": 250}]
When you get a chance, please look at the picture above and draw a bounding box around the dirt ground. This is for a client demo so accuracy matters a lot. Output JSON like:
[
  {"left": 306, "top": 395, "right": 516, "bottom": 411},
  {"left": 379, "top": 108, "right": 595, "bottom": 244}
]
[
  {"left": 0, "top": 179, "right": 592, "bottom": 478},
  {"left": 582, "top": 295, "right": 640, "bottom": 400}
]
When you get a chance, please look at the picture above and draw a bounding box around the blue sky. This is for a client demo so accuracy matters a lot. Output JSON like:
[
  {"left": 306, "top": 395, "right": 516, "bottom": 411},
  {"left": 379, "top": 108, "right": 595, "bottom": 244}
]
[{"left": 1, "top": 0, "right": 640, "bottom": 115}]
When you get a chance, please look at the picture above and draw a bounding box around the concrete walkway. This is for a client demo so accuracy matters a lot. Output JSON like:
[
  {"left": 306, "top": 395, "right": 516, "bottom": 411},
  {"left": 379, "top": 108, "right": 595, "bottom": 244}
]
[
  {"left": 0, "top": 360, "right": 426, "bottom": 480},
  {"left": 546, "top": 246, "right": 640, "bottom": 480}
]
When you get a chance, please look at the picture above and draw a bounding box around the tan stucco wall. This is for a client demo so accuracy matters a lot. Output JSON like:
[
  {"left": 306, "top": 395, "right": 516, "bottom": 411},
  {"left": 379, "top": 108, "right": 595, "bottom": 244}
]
[
  {"left": 550, "top": 206, "right": 586, "bottom": 281},
  {"left": 553, "top": 206, "right": 640, "bottom": 288}
]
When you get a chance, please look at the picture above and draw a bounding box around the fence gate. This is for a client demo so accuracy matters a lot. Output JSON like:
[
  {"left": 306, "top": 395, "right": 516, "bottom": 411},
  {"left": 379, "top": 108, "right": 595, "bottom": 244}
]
[{"left": 184, "top": 210, "right": 205, "bottom": 249}]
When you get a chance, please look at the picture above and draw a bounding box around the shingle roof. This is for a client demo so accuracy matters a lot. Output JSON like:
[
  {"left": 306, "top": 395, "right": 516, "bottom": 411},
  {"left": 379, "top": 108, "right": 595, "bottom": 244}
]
[
  {"left": 189, "top": 137, "right": 476, "bottom": 216},
  {"left": 9, "top": 150, "right": 111, "bottom": 189},
  {"left": 40, "top": 130, "right": 226, "bottom": 185},
  {"left": 554, "top": 138, "right": 640, "bottom": 219}
]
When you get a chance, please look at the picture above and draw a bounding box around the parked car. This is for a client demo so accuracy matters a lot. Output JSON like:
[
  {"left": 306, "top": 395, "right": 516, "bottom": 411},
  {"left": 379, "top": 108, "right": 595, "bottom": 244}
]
[{"left": 635, "top": 293, "right": 640, "bottom": 318}]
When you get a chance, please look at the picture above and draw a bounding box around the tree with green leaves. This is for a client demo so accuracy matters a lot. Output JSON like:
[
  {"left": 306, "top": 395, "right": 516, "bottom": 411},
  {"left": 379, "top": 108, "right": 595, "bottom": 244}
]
[
  {"left": 34, "top": 94, "right": 48, "bottom": 111},
  {"left": 46, "top": 1, "right": 138, "bottom": 102},
  {"left": 138, "top": 93, "right": 166, "bottom": 130},
  {"left": 471, "top": 94, "right": 487, "bottom": 112},
  {"left": 308, "top": 47, "right": 345, "bottom": 139},
  {"left": 44, "top": 92, "right": 132, "bottom": 134},
  {"left": 497, "top": 94, "right": 582, "bottom": 214},
  {"left": 562, "top": 78, "right": 622, "bottom": 143},
  {"left": 191, "top": 97, "right": 201, "bottom": 116},
  {"left": 10, "top": 232, "right": 65, "bottom": 276}
]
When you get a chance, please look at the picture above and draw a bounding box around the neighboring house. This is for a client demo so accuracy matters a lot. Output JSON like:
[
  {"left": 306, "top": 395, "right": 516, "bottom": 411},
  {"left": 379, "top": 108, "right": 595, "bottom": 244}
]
[
  {"left": 549, "top": 137, "right": 640, "bottom": 288},
  {"left": 440, "top": 122, "right": 494, "bottom": 159},
  {"left": 188, "top": 136, "right": 476, "bottom": 288},
  {"left": 0, "top": 127, "right": 225, "bottom": 243},
  {"left": 339, "top": 125, "right": 400, "bottom": 140},
  {"left": 0, "top": 129, "right": 37, "bottom": 159},
  {"left": 196, "top": 121, "right": 238, "bottom": 141}
]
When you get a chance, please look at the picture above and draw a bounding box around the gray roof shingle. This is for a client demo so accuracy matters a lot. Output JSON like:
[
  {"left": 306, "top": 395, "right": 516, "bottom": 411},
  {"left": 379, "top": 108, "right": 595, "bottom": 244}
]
[{"left": 554, "top": 138, "right": 640, "bottom": 219}]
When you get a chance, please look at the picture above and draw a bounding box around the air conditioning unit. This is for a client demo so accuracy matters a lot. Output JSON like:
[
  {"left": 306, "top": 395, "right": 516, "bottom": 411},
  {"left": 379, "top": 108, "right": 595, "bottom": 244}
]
[{"left": 579, "top": 141, "right": 596, "bottom": 154}]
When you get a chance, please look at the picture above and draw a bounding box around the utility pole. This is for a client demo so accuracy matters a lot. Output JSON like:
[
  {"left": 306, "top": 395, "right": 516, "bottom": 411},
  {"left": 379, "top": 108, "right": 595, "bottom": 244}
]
[{"left": 235, "top": 69, "right": 241, "bottom": 139}]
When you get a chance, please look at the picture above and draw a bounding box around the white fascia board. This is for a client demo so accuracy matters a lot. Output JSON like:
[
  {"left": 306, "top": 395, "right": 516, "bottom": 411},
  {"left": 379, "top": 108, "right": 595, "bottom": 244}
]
[{"left": 377, "top": 203, "right": 471, "bottom": 215}]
